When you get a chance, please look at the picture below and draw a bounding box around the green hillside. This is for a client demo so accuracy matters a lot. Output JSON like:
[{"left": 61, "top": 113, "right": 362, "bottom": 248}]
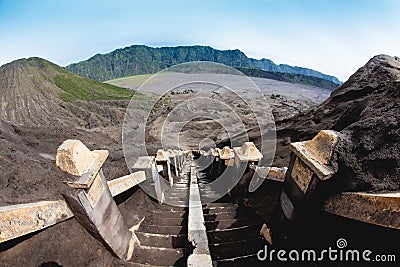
[
  {"left": 66, "top": 45, "right": 341, "bottom": 86},
  {"left": 26, "top": 58, "right": 136, "bottom": 102}
]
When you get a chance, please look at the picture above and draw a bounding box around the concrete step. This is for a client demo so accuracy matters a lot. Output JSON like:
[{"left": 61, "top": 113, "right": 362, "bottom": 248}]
[
  {"left": 142, "top": 217, "right": 187, "bottom": 227},
  {"left": 200, "top": 196, "right": 225, "bottom": 203},
  {"left": 128, "top": 263, "right": 167, "bottom": 267},
  {"left": 129, "top": 245, "right": 189, "bottom": 266},
  {"left": 210, "top": 237, "right": 267, "bottom": 259},
  {"left": 207, "top": 224, "right": 261, "bottom": 243},
  {"left": 164, "top": 191, "right": 189, "bottom": 196},
  {"left": 161, "top": 200, "right": 189, "bottom": 207},
  {"left": 205, "top": 202, "right": 238, "bottom": 208},
  {"left": 150, "top": 210, "right": 188, "bottom": 218},
  {"left": 163, "top": 196, "right": 189, "bottom": 202},
  {"left": 199, "top": 193, "right": 221, "bottom": 198},
  {"left": 204, "top": 211, "right": 252, "bottom": 221},
  {"left": 215, "top": 254, "right": 265, "bottom": 267},
  {"left": 169, "top": 189, "right": 189, "bottom": 192},
  {"left": 167, "top": 187, "right": 189, "bottom": 191},
  {"left": 155, "top": 205, "right": 188, "bottom": 211},
  {"left": 135, "top": 231, "right": 189, "bottom": 248},
  {"left": 164, "top": 196, "right": 188, "bottom": 200},
  {"left": 203, "top": 208, "right": 248, "bottom": 216},
  {"left": 205, "top": 217, "right": 263, "bottom": 230},
  {"left": 203, "top": 207, "right": 250, "bottom": 215},
  {"left": 175, "top": 183, "right": 189, "bottom": 186},
  {"left": 140, "top": 224, "right": 187, "bottom": 235}
]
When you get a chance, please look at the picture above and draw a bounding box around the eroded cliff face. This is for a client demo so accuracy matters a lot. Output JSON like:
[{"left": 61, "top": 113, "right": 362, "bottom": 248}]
[{"left": 271, "top": 55, "right": 400, "bottom": 193}]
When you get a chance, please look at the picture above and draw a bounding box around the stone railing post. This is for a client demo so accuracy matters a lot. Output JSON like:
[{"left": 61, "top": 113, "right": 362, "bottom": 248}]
[
  {"left": 280, "top": 130, "right": 340, "bottom": 222},
  {"left": 228, "top": 142, "right": 263, "bottom": 198},
  {"left": 167, "top": 149, "right": 179, "bottom": 178},
  {"left": 155, "top": 149, "right": 173, "bottom": 187},
  {"left": 219, "top": 146, "right": 235, "bottom": 166},
  {"left": 234, "top": 142, "right": 262, "bottom": 178},
  {"left": 56, "top": 139, "right": 138, "bottom": 260},
  {"left": 132, "top": 156, "right": 165, "bottom": 203}
]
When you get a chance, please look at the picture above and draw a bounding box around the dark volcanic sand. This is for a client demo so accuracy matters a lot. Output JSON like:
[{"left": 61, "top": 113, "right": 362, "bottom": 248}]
[{"left": 0, "top": 120, "right": 128, "bottom": 206}]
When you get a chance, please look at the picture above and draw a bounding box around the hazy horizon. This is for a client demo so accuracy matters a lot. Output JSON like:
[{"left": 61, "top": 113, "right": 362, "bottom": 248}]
[{"left": 1, "top": 0, "right": 399, "bottom": 81}]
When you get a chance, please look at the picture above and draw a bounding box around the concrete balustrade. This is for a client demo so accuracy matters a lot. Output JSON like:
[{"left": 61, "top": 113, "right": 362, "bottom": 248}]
[
  {"left": 0, "top": 171, "right": 146, "bottom": 245},
  {"left": 167, "top": 149, "right": 179, "bottom": 178},
  {"left": 108, "top": 172, "right": 146, "bottom": 197},
  {"left": 254, "top": 166, "right": 288, "bottom": 182},
  {"left": 57, "top": 139, "right": 138, "bottom": 260},
  {"left": 155, "top": 149, "right": 173, "bottom": 187},
  {"left": 0, "top": 200, "right": 73, "bottom": 243},
  {"left": 324, "top": 192, "right": 400, "bottom": 229},
  {"left": 233, "top": 142, "right": 263, "bottom": 165},
  {"left": 187, "top": 159, "right": 213, "bottom": 267},
  {"left": 2, "top": 135, "right": 398, "bottom": 261},
  {"left": 219, "top": 146, "right": 234, "bottom": 166},
  {"left": 277, "top": 130, "right": 340, "bottom": 222}
]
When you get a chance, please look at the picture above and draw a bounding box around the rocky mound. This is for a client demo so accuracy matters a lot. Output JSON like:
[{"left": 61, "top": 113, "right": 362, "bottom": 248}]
[{"left": 271, "top": 55, "right": 400, "bottom": 192}]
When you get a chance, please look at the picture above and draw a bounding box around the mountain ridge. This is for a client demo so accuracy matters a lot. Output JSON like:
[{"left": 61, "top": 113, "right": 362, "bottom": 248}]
[{"left": 65, "top": 44, "right": 341, "bottom": 85}]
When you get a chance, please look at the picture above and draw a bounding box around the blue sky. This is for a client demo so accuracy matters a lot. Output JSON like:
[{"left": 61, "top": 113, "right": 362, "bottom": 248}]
[{"left": 0, "top": 0, "right": 399, "bottom": 81}]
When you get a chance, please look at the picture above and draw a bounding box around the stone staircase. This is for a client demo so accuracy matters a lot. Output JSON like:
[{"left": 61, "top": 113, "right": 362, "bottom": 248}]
[
  {"left": 198, "top": 165, "right": 267, "bottom": 266},
  {"left": 128, "top": 157, "right": 267, "bottom": 266},
  {"left": 129, "top": 157, "right": 192, "bottom": 266},
  {"left": 130, "top": 205, "right": 192, "bottom": 266}
]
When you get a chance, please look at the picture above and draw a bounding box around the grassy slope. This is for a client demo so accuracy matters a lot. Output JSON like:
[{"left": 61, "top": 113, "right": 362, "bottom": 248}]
[
  {"left": 104, "top": 74, "right": 153, "bottom": 88},
  {"left": 33, "top": 58, "right": 138, "bottom": 102}
]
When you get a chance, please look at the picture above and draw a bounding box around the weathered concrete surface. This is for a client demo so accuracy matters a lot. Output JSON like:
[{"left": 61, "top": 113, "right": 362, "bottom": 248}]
[
  {"left": 0, "top": 200, "right": 73, "bottom": 243},
  {"left": 260, "top": 223, "right": 273, "bottom": 245},
  {"left": 107, "top": 171, "right": 146, "bottom": 197},
  {"left": 155, "top": 149, "right": 169, "bottom": 162},
  {"left": 291, "top": 158, "right": 314, "bottom": 193},
  {"left": 57, "top": 139, "right": 109, "bottom": 189},
  {"left": 132, "top": 156, "right": 155, "bottom": 182},
  {"left": 219, "top": 146, "right": 235, "bottom": 166},
  {"left": 187, "top": 253, "right": 213, "bottom": 267},
  {"left": 63, "top": 170, "right": 133, "bottom": 259},
  {"left": 58, "top": 140, "right": 134, "bottom": 259},
  {"left": 255, "top": 166, "right": 287, "bottom": 182},
  {"left": 219, "top": 146, "right": 234, "bottom": 160},
  {"left": 56, "top": 139, "right": 93, "bottom": 176},
  {"left": 132, "top": 156, "right": 155, "bottom": 170},
  {"left": 234, "top": 142, "right": 263, "bottom": 162},
  {"left": 155, "top": 150, "right": 173, "bottom": 187},
  {"left": 188, "top": 162, "right": 212, "bottom": 266},
  {"left": 290, "top": 130, "right": 339, "bottom": 180},
  {"left": 0, "top": 172, "right": 145, "bottom": 244},
  {"left": 323, "top": 192, "right": 400, "bottom": 229},
  {"left": 167, "top": 149, "right": 180, "bottom": 178}
]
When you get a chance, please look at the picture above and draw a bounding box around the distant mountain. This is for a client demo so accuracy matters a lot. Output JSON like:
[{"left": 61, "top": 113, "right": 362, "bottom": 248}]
[
  {"left": 0, "top": 57, "right": 135, "bottom": 127},
  {"left": 237, "top": 67, "right": 339, "bottom": 90},
  {"left": 66, "top": 45, "right": 341, "bottom": 86},
  {"left": 249, "top": 58, "right": 341, "bottom": 84}
]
